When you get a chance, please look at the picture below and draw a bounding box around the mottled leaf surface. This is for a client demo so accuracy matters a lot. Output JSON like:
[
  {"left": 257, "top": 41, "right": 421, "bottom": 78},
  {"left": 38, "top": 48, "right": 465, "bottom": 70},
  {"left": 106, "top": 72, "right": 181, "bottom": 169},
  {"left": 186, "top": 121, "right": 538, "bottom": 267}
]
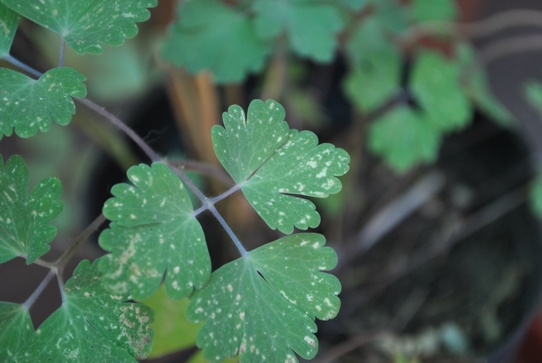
[
  {"left": 0, "top": 67, "right": 87, "bottom": 138},
  {"left": 369, "top": 106, "right": 440, "bottom": 172},
  {"left": 99, "top": 162, "right": 211, "bottom": 300},
  {"left": 13, "top": 259, "right": 153, "bottom": 362},
  {"left": 0, "top": 0, "right": 157, "bottom": 54},
  {"left": 213, "top": 99, "right": 349, "bottom": 233},
  {"left": 0, "top": 3, "right": 19, "bottom": 57},
  {"left": 0, "top": 155, "right": 62, "bottom": 264},
  {"left": 0, "top": 302, "right": 33, "bottom": 360},
  {"left": 188, "top": 233, "right": 341, "bottom": 363},
  {"left": 162, "top": 0, "right": 271, "bottom": 83},
  {"left": 253, "top": 0, "right": 343, "bottom": 62}
]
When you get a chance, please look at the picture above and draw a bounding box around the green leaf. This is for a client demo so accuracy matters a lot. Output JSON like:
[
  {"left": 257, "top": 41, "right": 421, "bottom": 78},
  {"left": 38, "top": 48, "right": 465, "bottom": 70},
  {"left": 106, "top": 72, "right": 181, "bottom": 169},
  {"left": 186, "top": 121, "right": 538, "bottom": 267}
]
[
  {"left": 338, "top": 0, "right": 367, "bottom": 10},
  {"left": 0, "top": 155, "right": 63, "bottom": 264},
  {"left": 212, "top": 99, "right": 350, "bottom": 233},
  {"left": 0, "top": 67, "right": 87, "bottom": 138},
  {"left": 143, "top": 285, "right": 202, "bottom": 358},
  {"left": 456, "top": 43, "right": 515, "bottom": 126},
  {"left": 99, "top": 162, "right": 211, "bottom": 300},
  {"left": 14, "top": 259, "right": 153, "bottom": 362},
  {"left": 253, "top": 0, "right": 344, "bottom": 62},
  {"left": 1, "top": 0, "right": 157, "bottom": 54},
  {"left": 525, "top": 81, "right": 542, "bottom": 116},
  {"left": 344, "top": 17, "right": 401, "bottom": 113},
  {"left": 411, "top": 51, "right": 472, "bottom": 132},
  {"left": 0, "top": 302, "right": 33, "bottom": 360},
  {"left": 188, "top": 233, "right": 341, "bottom": 363},
  {"left": 161, "top": 0, "right": 272, "bottom": 83},
  {"left": 410, "top": 0, "right": 457, "bottom": 22},
  {"left": 0, "top": 3, "right": 19, "bottom": 57},
  {"left": 530, "top": 171, "right": 542, "bottom": 219},
  {"left": 368, "top": 106, "right": 440, "bottom": 172},
  {"left": 344, "top": 53, "right": 401, "bottom": 113}
]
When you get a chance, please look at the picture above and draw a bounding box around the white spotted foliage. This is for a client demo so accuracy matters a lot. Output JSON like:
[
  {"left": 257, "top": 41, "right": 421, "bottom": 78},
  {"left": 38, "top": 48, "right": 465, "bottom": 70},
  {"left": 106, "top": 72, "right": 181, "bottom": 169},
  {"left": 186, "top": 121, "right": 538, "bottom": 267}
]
[
  {"left": 0, "top": 0, "right": 157, "bottom": 54},
  {"left": 0, "top": 155, "right": 63, "bottom": 265},
  {"left": 13, "top": 259, "right": 154, "bottom": 362},
  {"left": 213, "top": 99, "right": 350, "bottom": 233},
  {"left": 0, "top": 302, "right": 33, "bottom": 360},
  {"left": 187, "top": 233, "right": 341, "bottom": 363},
  {"left": 0, "top": 2, "right": 20, "bottom": 57},
  {"left": 0, "top": 67, "right": 87, "bottom": 139},
  {"left": 98, "top": 162, "right": 211, "bottom": 301}
]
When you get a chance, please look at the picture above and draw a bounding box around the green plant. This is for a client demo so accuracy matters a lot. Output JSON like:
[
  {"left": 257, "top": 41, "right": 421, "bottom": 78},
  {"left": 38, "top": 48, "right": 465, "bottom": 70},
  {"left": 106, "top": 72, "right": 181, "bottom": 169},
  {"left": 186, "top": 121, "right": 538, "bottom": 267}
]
[
  {"left": 3, "top": 0, "right": 540, "bottom": 362},
  {"left": 0, "top": 1, "right": 350, "bottom": 362}
]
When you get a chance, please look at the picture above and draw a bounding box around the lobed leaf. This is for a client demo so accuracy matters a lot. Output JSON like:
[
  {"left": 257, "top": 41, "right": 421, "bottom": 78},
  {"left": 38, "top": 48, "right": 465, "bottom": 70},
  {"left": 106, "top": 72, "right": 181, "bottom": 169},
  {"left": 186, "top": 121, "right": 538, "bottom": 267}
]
[
  {"left": 368, "top": 106, "right": 440, "bottom": 172},
  {"left": 411, "top": 51, "right": 472, "bottom": 132},
  {"left": 13, "top": 259, "right": 154, "bottom": 362},
  {"left": 0, "top": 67, "right": 87, "bottom": 139},
  {"left": 0, "top": 154, "right": 63, "bottom": 264},
  {"left": 161, "top": 0, "right": 271, "bottom": 83},
  {"left": 344, "top": 15, "right": 402, "bottom": 113},
  {"left": 99, "top": 162, "right": 211, "bottom": 301},
  {"left": 410, "top": 0, "right": 457, "bottom": 22},
  {"left": 213, "top": 99, "right": 350, "bottom": 233},
  {"left": 1, "top": 0, "right": 157, "bottom": 54},
  {"left": 188, "top": 233, "right": 341, "bottom": 363},
  {"left": 0, "top": 3, "right": 19, "bottom": 57},
  {"left": 0, "top": 302, "right": 33, "bottom": 361},
  {"left": 253, "top": 0, "right": 344, "bottom": 62}
]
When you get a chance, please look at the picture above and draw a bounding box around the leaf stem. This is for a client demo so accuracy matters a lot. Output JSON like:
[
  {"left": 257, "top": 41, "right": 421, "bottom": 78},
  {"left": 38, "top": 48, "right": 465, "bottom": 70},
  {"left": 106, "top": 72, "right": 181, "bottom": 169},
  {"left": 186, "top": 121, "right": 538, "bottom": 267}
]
[
  {"left": 23, "top": 269, "right": 56, "bottom": 310},
  {"left": 207, "top": 203, "right": 248, "bottom": 257},
  {"left": 76, "top": 97, "right": 162, "bottom": 163},
  {"left": 54, "top": 213, "right": 107, "bottom": 274},
  {"left": 165, "top": 159, "right": 233, "bottom": 185},
  {"left": 59, "top": 39, "right": 66, "bottom": 67},
  {"left": 171, "top": 167, "right": 247, "bottom": 256},
  {"left": 3, "top": 55, "right": 42, "bottom": 78}
]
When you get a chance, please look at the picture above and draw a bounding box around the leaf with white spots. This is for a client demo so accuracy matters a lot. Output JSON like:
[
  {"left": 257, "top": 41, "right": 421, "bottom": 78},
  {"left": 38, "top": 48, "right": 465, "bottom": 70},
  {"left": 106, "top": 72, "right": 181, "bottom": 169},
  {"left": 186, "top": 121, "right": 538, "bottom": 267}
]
[
  {"left": 0, "top": 154, "right": 63, "bottom": 264},
  {"left": 0, "top": 0, "right": 157, "bottom": 54},
  {"left": 188, "top": 233, "right": 341, "bottom": 363},
  {"left": 0, "top": 3, "right": 20, "bottom": 57},
  {"left": 0, "top": 302, "right": 33, "bottom": 361},
  {"left": 13, "top": 259, "right": 154, "bottom": 362},
  {"left": 213, "top": 99, "right": 350, "bottom": 234},
  {"left": 99, "top": 162, "right": 211, "bottom": 301},
  {"left": 0, "top": 67, "right": 87, "bottom": 139}
]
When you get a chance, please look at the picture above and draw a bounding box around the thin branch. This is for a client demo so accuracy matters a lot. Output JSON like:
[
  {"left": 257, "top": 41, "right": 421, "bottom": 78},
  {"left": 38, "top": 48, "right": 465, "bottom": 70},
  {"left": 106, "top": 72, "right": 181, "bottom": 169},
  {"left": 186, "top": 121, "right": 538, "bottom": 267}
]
[
  {"left": 461, "top": 9, "right": 542, "bottom": 39},
  {"left": 3, "top": 55, "right": 42, "bottom": 78},
  {"left": 171, "top": 166, "right": 248, "bottom": 257},
  {"left": 478, "top": 33, "right": 542, "bottom": 65},
  {"left": 77, "top": 97, "right": 163, "bottom": 163},
  {"left": 399, "top": 9, "right": 542, "bottom": 48},
  {"left": 23, "top": 269, "right": 56, "bottom": 310},
  {"left": 58, "top": 39, "right": 66, "bottom": 67},
  {"left": 354, "top": 171, "right": 446, "bottom": 256},
  {"left": 166, "top": 159, "right": 233, "bottom": 185},
  {"left": 54, "top": 213, "right": 107, "bottom": 273},
  {"left": 208, "top": 203, "right": 248, "bottom": 257}
]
